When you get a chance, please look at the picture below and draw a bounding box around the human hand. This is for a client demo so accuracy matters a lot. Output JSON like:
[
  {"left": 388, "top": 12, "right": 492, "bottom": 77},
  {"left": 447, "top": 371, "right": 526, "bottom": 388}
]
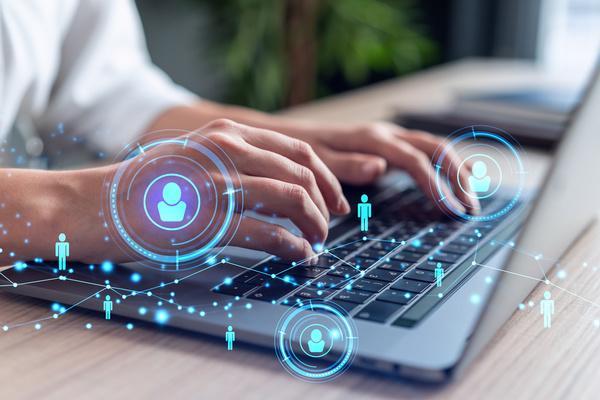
[
  {"left": 285, "top": 121, "right": 479, "bottom": 214},
  {"left": 104, "top": 119, "right": 349, "bottom": 263}
]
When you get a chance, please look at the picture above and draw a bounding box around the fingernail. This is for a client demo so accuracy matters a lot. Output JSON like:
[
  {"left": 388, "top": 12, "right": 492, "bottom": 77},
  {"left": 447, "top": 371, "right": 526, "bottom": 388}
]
[
  {"left": 339, "top": 196, "right": 351, "bottom": 213},
  {"left": 361, "top": 162, "right": 379, "bottom": 177}
]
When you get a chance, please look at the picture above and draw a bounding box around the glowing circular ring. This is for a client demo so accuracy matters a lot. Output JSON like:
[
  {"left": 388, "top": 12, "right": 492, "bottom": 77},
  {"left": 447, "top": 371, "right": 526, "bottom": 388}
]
[
  {"left": 105, "top": 133, "right": 242, "bottom": 269},
  {"left": 274, "top": 301, "right": 358, "bottom": 383},
  {"left": 433, "top": 127, "right": 524, "bottom": 222},
  {"left": 142, "top": 173, "right": 201, "bottom": 231}
]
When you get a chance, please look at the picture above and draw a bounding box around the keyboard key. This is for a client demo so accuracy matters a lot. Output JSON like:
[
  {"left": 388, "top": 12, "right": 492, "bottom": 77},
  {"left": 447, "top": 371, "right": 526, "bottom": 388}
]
[
  {"left": 351, "top": 278, "right": 387, "bottom": 293},
  {"left": 391, "top": 278, "right": 429, "bottom": 293},
  {"left": 429, "top": 251, "right": 461, "bottom": 264},
  {"left": 392, "top": 251, "right": 423, "bottom": 263},
  {"left": 315, "top": 256, "right": 339, "bottom": 268},
  {"left": 215, "top": 282, "right": 257, "bottom": 297},
  {"left": 295, "top": 288, "right": 333, "bottom": 299},
  {"left": 311, "top": 275, "right": 347, "bottom": 289},
  {"left": 327, "top": 265, "right": 362, "bottom": 279},
  {"left": 404, "top": 243, "right": 435, "bottom": 254},
  {"left": 249, "top": 281, "right": 298, "bottom": 302},
  {"left": 377, "top": 290, "right": 416, "bottom": 305},
  {"left": 365, "top": 268, "right": 402, "bottom": 282},
  {"left": 329, "top": 300, "right": 360, "bottom": 314},
  {"left": 377, "top": 260, "right": 411, "bottom": 273},
  {"left": 334, "top": 289, "right": 374, "bottom": 304},
  {"left": 287, "top": 265, "right": 327, "bottom": 278},
  {"left": 442, "top": 243, "right": 472, "bottom": 255},
  {"left": 453, "top": 234, "right": 479, "bottom": 247},
  {"left": 360, "top": 248, "right": 390, "bottom": 259},
  {"left": 355, "top": 301, "right": 403, "bottom": 323},
  {"left": 415, "top": 260, "right": 450, "bottom": 272},
  {"left": 404, "top": 269, "right": 436, "bottom": 283}
]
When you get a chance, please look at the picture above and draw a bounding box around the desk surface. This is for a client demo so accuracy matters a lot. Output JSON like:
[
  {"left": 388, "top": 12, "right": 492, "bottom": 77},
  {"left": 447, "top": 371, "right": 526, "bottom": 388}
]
[{"left": 2, "top": 59, "right": 598, "bottom": 400}]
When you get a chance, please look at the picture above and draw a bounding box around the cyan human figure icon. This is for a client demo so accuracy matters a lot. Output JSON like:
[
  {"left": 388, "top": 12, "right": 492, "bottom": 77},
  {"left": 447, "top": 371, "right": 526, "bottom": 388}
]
[
  {"left": 55, "top": 233, "right": 70, "bottom": 271},
  {"left": 357, "top": 194, "right": 372, "bottom": 232},
  {"left": 103, "top": 295, "right": 113, "bottom": 320},
  {"left": 307, "top": 328, "right": 325, "bottom": 353},
  {"left": 157, "top": 182, "right": 187, "bottom": 222},
  {"left": 540, "top": 291, "right": 555, "bottom": 328},
  {"left": 468, "top": 160, "right": 491, "bottom": 193},
  {"left": 225, "top": 325, "right": 235, "bottom": 350},
  {"left": 434, "top": 262, "right": 445, "bottom": 288}
]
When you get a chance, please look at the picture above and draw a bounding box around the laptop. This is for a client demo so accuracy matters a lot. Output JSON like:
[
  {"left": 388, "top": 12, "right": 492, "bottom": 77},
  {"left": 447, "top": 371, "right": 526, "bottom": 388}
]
[{"left": 3, "top": 65, "right": 600, "bottom": 383}]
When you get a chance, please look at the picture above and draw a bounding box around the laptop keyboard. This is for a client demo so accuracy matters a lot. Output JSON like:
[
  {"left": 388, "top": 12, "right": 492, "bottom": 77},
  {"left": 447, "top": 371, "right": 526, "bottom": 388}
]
[{"left": 213, "top": 188, "right": 512, "bottom": 327}]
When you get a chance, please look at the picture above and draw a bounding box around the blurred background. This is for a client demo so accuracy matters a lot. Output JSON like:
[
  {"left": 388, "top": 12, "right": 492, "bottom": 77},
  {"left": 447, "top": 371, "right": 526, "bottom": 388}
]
[{"left": 137, "top": 0, "right": 600, "bottom": 111}]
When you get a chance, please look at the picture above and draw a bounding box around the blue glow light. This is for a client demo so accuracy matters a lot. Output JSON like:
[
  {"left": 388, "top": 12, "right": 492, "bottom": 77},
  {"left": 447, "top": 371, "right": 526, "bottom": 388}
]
[
  {"left": 130, "top": 272, "right": 141, "bottom": 283},
  {"left": 126, "top": 323, "right": 134, "bottom": 330},
  {"left": 223, "top": 277, "right": 233, "bottom": 285},
  {"left": 155, "top": 309, "right": 170, "bottom": 324},
  {"left": 138, "top": 307, "right": 147, "bottom": 315},
  {"left": 51, "top": 303, "right": 61, "bottom": 312},
  {"left": 101, "top": 261, "right": 114, "bottom": 273}
]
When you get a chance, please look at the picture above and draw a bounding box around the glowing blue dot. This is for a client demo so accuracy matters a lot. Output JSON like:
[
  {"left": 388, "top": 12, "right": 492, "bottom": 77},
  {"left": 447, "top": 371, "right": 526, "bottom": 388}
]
[
  {"left": 557, "top": 270, "right": 567, "bottom": 280},
  {"left": 470, "top": 294, "right": 481, "bottom": 304},
  {"left": 485, "top": 276, "right": 493, "bottom": 284},
  {"left": 518, "top": 303, "right": 526, "bottom": 310},
  {"left": 223, "top": 277, "right": 233, "bottom": 285},
  {"left": 51, "top": 303, "right": 61, "bottom": 312},
  {"left": 85, "top": 323, "right": 92, "bottom": 329},
  {"left": 187, "top": 306, "right": 195, "bottom": 314},
  {"left": 101, "top": 261, "right": 113, "bottom": 273},
  {"left": 245, "top": 303, "right": 252, "bottom": 310},
  {"left": 199, "top": 311, "right": 206, "bottom": 317},
  {"left": 126, "top": 323, "right": 134, "bottom": 330},
  {"left": 412, "top": 239, "right": 422, "bottom": 247},
  {"left": 34, "top": 323, "right": 41, "bottom": 330},
  {"left": 130, "top": 272, "right": 141, "bottom": 283},
  {"left": 155, "top": 309, "right": 170, "bottom": 324},
  {"left": 138, "top": 307, "right": 147, "bottom": 315}
]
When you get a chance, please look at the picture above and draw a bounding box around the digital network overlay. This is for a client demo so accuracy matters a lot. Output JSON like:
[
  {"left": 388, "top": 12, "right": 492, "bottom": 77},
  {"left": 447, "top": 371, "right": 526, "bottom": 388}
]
[{"left": 1, "top": 125, "right": 598, "bottom": 383}]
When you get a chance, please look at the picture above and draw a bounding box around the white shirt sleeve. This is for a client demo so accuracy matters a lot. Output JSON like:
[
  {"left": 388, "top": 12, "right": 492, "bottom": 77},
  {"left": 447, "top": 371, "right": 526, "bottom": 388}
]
[{"left": 36, "top": 0, "right": 198, "bottom": 156}]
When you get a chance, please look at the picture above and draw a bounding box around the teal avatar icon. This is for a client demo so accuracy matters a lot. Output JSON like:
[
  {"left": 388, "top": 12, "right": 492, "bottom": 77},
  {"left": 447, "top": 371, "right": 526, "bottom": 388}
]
[
  {"left": 307, "top": 328, "right": 325, "bottom": 353},
  {"left": 468, "top": 160, "right": 491, "bottom": 193},
  {"left": 158, "top": 182, "right": 187, "bottom": 222}
]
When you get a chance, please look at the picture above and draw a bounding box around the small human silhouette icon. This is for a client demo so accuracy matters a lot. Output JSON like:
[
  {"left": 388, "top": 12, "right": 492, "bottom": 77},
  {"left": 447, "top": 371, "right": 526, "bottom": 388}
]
[
  {"left": 55, "top": 233, "right": 70, "bottom": 271},
  {"left": 225, "top": 325, "right": 236, "bottom": 351},
  {"left": 540, "top": 291, "right": 555, "bottom": 329},
  {"left": 357, "top": 194, "right": 372, "bottom": 232},
  {"left": 157, "top": 182, "right": 187, "bottom": 222},
  {"left": 103, "top": 295, "right": 113, "bottom": 320},
  {"left": 307, "top": 328, "right": 325, "bottom": 353},
  {"left": 468, "top": 160, "right": 491, "bottom": 193}
]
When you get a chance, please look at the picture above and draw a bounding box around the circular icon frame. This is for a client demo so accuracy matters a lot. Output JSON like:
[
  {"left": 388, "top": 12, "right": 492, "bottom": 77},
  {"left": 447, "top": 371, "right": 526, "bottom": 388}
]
[
  {"left": 430, "top": 125, "right": 525, "bottom": 222},
  {"left": 103, "top": 130, "right": 243, "bottom": 271},
  {"left": 274, "top": 301, "right": 358, "bottom": 383}
]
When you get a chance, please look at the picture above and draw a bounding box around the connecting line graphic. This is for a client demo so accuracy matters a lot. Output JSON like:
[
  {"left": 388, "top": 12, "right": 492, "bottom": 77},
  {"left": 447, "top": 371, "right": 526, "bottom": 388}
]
[{"left": 0, "top": 226, "right": 596, "bottom": 332}]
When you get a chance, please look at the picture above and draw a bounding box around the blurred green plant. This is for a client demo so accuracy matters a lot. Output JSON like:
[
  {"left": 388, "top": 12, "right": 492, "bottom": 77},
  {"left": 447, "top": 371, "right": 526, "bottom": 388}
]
[{"left": 206, "top": 0, "right": 438, "bottom": 111}]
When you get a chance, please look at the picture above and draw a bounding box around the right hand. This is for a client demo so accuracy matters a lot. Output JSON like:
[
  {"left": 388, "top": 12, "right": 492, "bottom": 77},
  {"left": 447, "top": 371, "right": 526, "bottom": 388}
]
[{"left": 129, "top": 119, "right": 350, "bottom": 261}]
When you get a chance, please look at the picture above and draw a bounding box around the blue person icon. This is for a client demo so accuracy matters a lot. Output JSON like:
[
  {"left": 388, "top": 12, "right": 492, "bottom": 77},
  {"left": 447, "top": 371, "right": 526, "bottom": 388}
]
[
  {"left": 307, "top": 328, "right": 325, "bottom": 353},
  {"left": 468, "top": 160, "right": 491, "bottom": 193},
  {"left": 55, "top": 233, "right": 70, "bottom": 271},
  {"left": 103, "top": 295, "right": 113, "bottom": 320},
  {"left": 357, "top": 194, "right": 372, "bottom": 232},
  {"left": 158, "top": 182, "right": 187, "bottom": 222},
  {"left": 225, "top": 325, "right": 236, "bottom": 350}
]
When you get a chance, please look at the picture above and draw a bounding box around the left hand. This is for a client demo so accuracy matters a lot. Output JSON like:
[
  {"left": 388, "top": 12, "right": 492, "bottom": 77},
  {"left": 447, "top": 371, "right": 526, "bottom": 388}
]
[{"left": 284, "top": 121, "right": 479, "bottom": 214}]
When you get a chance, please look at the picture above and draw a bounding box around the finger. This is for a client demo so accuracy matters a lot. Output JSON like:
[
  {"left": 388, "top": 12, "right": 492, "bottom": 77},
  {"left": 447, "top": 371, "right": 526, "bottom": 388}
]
[
  {"left": 236, "top": 142, "right": 331, "bottom": 222},
  {"left": 365, "top": 138, "right": 467, "bottom": 215},
  {"left": 231, "top": 215, "right": 316, "bottom": 261},
  {"left": 242, "top": 176, "right": 329, "bottom": 244},
  {"left": 400, "top": 131, "right": 480, "bottom": 213},
  {"left": 243, "top": 129, "right": 350, "bottom": 215},
  {"left": 316, "top": 147, "right": 387, "bottom": 185}
]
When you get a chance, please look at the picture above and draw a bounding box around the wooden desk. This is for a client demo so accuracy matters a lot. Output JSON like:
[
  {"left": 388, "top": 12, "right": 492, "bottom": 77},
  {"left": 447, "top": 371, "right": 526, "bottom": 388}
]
[{"left": 2, "top": 59, "right": 597, "bottom": 399}]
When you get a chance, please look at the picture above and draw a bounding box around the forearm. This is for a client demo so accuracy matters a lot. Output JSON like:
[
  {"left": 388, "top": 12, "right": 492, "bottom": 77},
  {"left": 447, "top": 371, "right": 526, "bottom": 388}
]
[
  {"left": 0, "top": 168, "right": 111, "bottom": 265},
  {"left": 146, "top": 100, "right": 324, "bottom": 135}
]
